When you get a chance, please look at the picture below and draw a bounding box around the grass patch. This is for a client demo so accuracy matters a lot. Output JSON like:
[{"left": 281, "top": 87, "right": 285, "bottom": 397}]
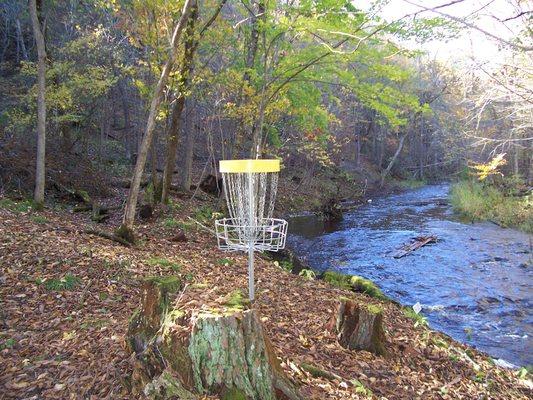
[
  {"left": 350, "top": 276, "right": 386, "bottom": 299},
  {"left": 144, "top": 275, "right": 182, "bottom": 294},
  {"left": 274, "top": 260, "right": 293, "bottom": 272},
  {"left": 146, "top": 257, "right": 182, "bottom": 272},
  {"left": 450, "top": 180, "right": 532, "bottom": 233},
  {"left": 43, "top": 274, "right": 81, "bottom": 291},
  {"left": 1, "top": 338, "right": 16, "bottom": 350},
  {"left": 403, "top": 307, "right": 428, "bottom": 328},
  {"left": 167, "top": 199, "right": 182, "bottom": 211},
  {"left": 163, "top": 218, "right": 193, "bottom": 231},
  {"left": 216, "top": 258, "right": 234, "bottom": 266},
  {"left": 80, "top": 318, "right": 109, "bottom": 330},
  {"left": 323, "top": 271, "right": 353, "bottom": 290},
  {"left": 365, "top": 303, "right": 383, "bottom": 314},
  {"left": 0, "top": 198, "right": 33, "bottom": 213},
  {"left": 31, "top": 215, "right": 49, "bottom": 224}
]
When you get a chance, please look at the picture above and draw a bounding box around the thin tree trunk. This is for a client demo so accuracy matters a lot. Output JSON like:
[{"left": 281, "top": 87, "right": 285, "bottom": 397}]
[
  {"left": 513, "top": 144, "right": 519, "bottom": 176},
  {"left": 161, "top": 4, "right": 198, "bottom": 203},
  {"left": 118, "top": 0, "right": 193, "bottom": 240},
  {"left": 178, "top": 109, "right": 195, "bottom": 191},
  {"left": 150, "top": 129, "right": 159, "bottom": 202},
  {"left": 380, "top": 132, "right": 408, "bottom": 187},
  {"left": 162, "top": 96, "right": 186, "bottom": 199},
  {"left": 16, "top": 19, "right": 29, "bottom": 61},
  {"left": 29, "top": 0, "right": 46, "bottom": 209}
]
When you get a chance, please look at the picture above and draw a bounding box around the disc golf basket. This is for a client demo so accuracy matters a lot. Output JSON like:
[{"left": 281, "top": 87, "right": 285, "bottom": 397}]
[{"left": 215, "top": 159, "right": 288, "bottom": 301}]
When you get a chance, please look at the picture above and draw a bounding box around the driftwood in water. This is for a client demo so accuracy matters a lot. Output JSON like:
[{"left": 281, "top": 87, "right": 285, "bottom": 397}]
[
  {"left": 393, "top": 235, "right": 437, "bottom": 258},
  {"left": 126, "top": 279, "right": 303, "bottom": 400},
  {"left": 331, "top": 299, "right": 387, "bottom": 356}
]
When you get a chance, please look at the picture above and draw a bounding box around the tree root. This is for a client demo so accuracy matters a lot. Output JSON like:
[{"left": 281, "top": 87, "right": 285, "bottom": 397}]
[{"left": 300, "top": 362, "right": 343, "bottom": 382}]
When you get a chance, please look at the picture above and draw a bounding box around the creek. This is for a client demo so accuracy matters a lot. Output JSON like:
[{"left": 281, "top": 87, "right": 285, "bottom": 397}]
[{"left": 288, "top": 184, "right": 532, "bottom": 366}]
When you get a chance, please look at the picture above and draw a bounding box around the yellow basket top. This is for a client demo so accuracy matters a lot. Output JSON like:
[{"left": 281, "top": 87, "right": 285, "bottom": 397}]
[{"left": 219, "top": 159, "right": 280, "bottom": 173}]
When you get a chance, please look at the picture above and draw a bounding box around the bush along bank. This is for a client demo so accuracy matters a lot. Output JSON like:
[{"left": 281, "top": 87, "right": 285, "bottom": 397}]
[{"left": 450, "top": 179, "right": 532, "bottom": 233}]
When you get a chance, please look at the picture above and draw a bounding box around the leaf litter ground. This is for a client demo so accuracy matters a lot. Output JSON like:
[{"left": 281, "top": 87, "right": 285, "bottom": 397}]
[{"left": 0, "top": 196, "right": 531, "bottom": 400}]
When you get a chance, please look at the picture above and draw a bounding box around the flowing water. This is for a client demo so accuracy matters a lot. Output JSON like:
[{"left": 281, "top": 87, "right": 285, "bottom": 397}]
[{"left": 288, "top": 184, "right": 532, "bottom": 366}]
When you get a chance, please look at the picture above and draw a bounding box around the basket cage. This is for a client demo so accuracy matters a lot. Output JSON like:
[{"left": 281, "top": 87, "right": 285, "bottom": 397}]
[{"left": 215, "top": 168, "right": 287, "bottom": 252}]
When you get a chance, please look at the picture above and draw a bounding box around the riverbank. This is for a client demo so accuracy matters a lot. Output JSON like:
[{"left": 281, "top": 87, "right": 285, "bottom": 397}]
[
  {"left": 1, "top": 194, "right": 531, "bottom": 399},
  {"left": 450, "top": 180, "right": 532, "bottom": 234},
  {"left": 287, "top": 184, "right": 533, "bottom": 368}
]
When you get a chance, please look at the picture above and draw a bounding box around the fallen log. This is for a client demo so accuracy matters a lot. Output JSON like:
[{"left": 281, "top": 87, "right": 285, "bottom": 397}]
[
  {"left": 393, "top": 235, "right": 437, "bottom": 258},
  {"left": 330, "top": 298, "right": 387, "bottom": 356},
  {"left": 126, "top": 279, "right": 304, "bottom": 400},
  {"left": 44, "top": 227, "right": 131, "bottom": 247}
]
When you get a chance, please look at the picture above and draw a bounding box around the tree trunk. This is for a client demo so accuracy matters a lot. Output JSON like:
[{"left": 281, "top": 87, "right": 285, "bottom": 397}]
[
  {"left": 29, "top": 0, "right": 46, "bottom": 209},
  {"left": 118, "top": 0, "right": 193, "bottom": 240},
  {"left": 331, "top": 299, "right": 387, "bottom": 356},
  {"left": 16, "top": 19, "right": 29, "bottom": 61},
  {"left": 380, "top": 132, "right": 407, "bottom": 187},
  {"left": 161, "top": 4, "right": 198, "bottom": 203},
  {"left": 178, "top": 111, "right": 195, "bottom": 191},
  {"left": 127, "top": 283, "right": 303, "bottom": 400}
]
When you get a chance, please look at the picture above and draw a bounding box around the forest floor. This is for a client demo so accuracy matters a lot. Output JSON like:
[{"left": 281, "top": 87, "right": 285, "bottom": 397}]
[{"left": 1, "top": 184, "right": 532, "bottom": 400}]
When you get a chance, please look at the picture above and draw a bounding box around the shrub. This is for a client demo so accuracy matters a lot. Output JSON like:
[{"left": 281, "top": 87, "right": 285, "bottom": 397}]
[
  {"left": 299, "top": 269, "right": 316, "bottom": 280},
  {"left": 0, "top": 198, "right": 33, "bottom": 213},
  {"left": 278, "top": 260, "right": 293, "bottom": 272},
  {"left": 193, "top": 205, "right": 215, "bottom": 223},
  {"left": 403, "top": 307, "right": 428, "bottom": 328},
  {"left": 450, "top": 180, "right": 532, "bottom": 233}
]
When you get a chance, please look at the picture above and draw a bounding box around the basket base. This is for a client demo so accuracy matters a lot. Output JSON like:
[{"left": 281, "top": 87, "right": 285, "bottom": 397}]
[{"left": 215, "top": 218, "right": 287, "bottom": 252}]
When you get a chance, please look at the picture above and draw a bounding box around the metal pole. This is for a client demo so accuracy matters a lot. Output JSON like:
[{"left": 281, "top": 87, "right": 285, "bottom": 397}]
[
  {"left": 248, "top": 243, "right": 254, "bottom": 301},
  {"left": 247, "top": 172, "right": 255, "bottom": 302}
]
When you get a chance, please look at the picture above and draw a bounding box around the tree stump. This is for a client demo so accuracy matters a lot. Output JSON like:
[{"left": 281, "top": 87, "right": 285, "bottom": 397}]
[
  {"left": 331, "top": 299, "right": 387, "bottom": 356},
  {"left": 139, "top": 203, "right": 154, "bottom": 220},
  {"left": 126, "top": 283, "right": 303, "bottom": 400}
]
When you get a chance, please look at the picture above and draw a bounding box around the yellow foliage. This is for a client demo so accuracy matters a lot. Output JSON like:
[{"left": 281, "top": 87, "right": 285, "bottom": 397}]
[{"left": 469, "top": 153, "right": 507, "bottom": 181}]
